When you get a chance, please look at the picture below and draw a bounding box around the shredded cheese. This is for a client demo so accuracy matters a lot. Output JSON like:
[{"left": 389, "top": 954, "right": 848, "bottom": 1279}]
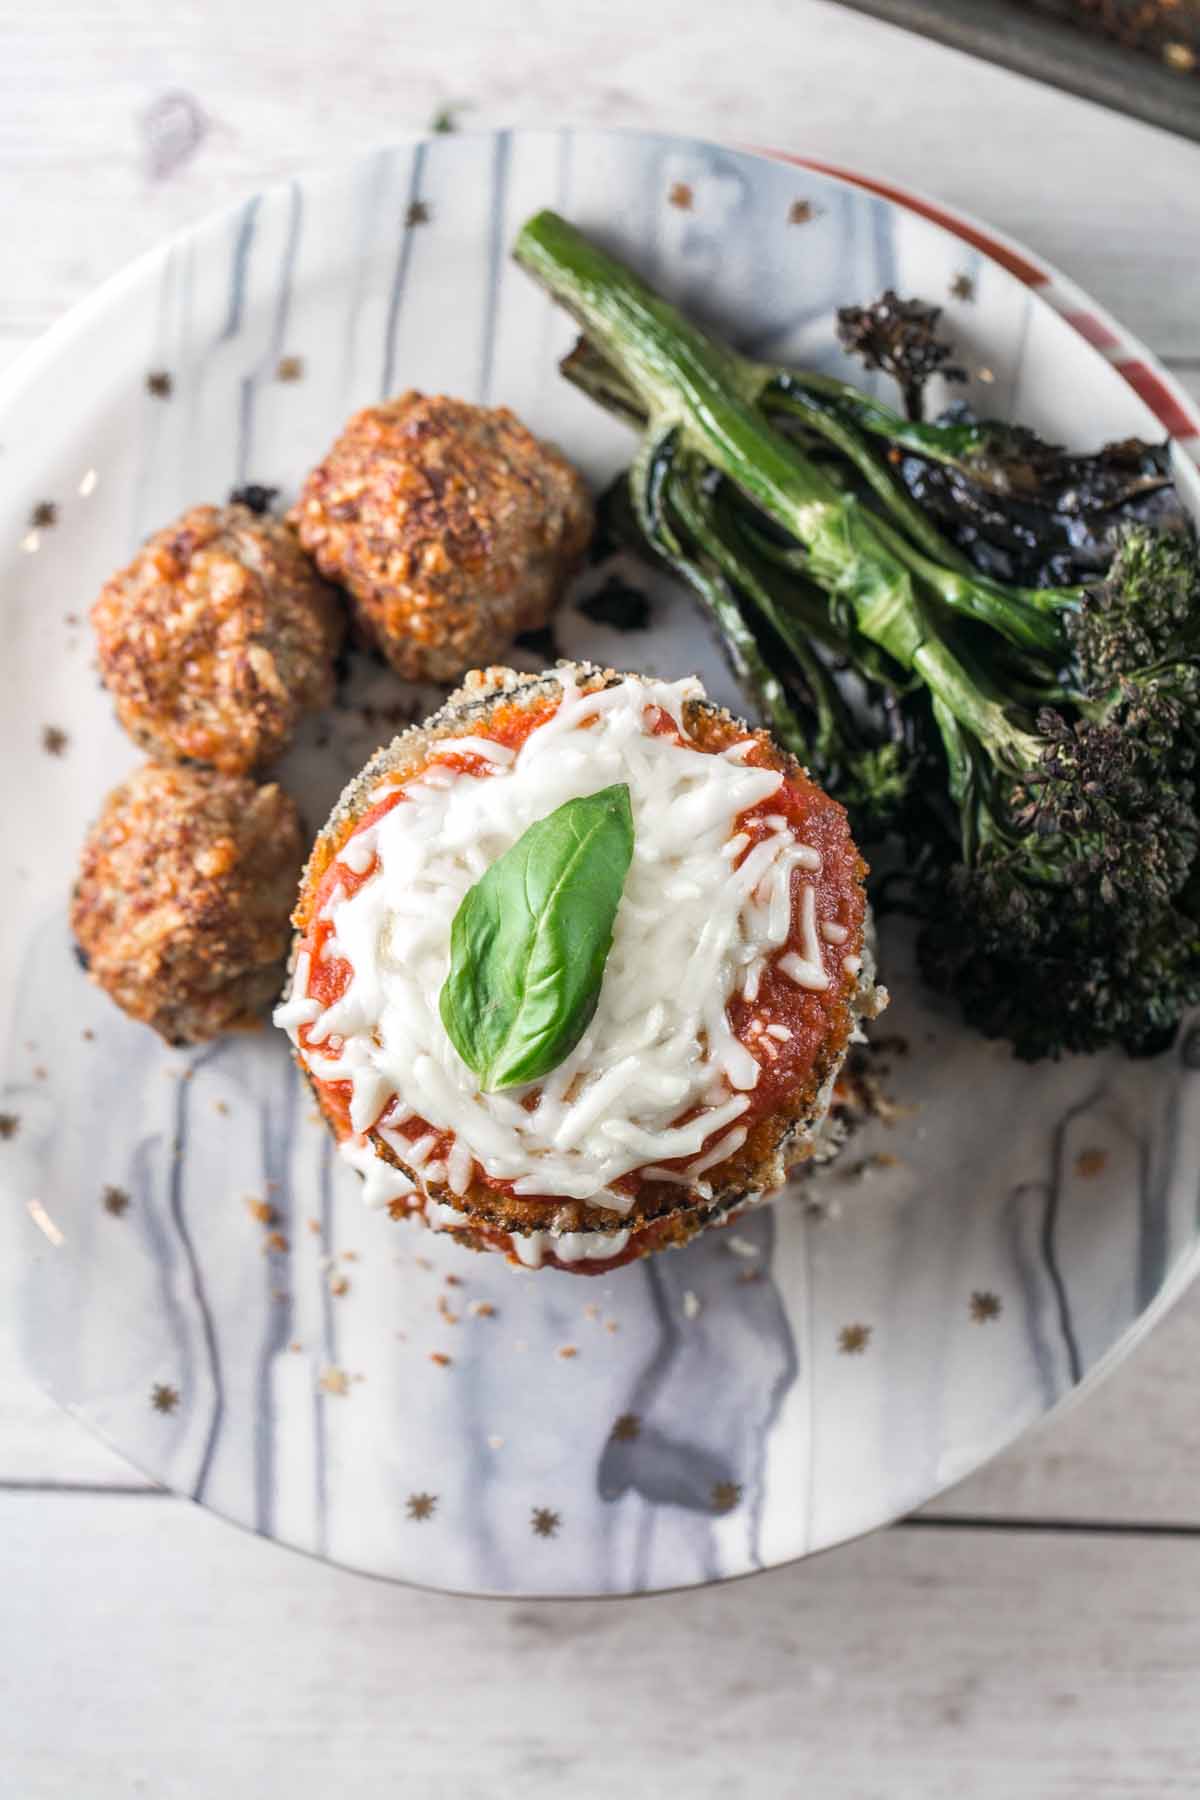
[{"left": 278, "top": 674, "right": 841, "bottom": 1208}]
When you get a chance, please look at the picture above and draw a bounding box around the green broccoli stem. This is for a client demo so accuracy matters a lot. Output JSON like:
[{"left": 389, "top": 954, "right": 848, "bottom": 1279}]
[
  {"left": 629, "top": 431, "right": 811, "bottom": 762},
  {"left": 515, "top": 211, "right": 1075, "bottom": 750}
]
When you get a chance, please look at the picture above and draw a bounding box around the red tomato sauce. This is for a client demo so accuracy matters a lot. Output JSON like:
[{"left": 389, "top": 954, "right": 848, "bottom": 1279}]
[{"left": 292, "top": 691, "right": 866, "bottom": 1205}]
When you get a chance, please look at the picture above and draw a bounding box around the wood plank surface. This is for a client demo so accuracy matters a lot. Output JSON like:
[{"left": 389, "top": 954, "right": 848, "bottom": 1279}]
[{"left": 3, "top": 1490, "right": 1198, "bottom": 1798}]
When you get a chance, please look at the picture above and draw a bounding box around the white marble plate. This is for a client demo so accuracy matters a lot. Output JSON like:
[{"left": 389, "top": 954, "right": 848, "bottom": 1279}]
[{"left": 3, "top": 129, "right": 1199, "bottom": 1597}]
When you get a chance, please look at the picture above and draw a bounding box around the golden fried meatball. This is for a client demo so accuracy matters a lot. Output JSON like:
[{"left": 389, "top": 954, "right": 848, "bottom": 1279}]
[
  {"left": 288, "top": 392, "right": 593, "bottom": 680},
  {"left": 71, "top": 763, "right": 304, "bottom": 1046},
  {"left": 91, "top": 503, "right": 343, "bottom": 774}
]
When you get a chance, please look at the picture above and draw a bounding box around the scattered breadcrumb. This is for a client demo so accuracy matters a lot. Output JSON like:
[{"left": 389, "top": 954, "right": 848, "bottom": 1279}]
[
  {"left": 682, "top": 1289, "right": 702, "bottom": 1320},
  {"left": 611, "top": 1413, "right": 641, "bottom": 1442},
  {"left": 213, "top": 1100, "right": 229, "bottom": 1116},
  {"left": 151, "top": 1382, "right": 179, "bottom": 1413},
  {"left": 406, "top": 1492, "right": 437, "bottom": 1521},
  {"left": 583, "top": 1302, "right": 600, "bottom": 1321},
  {"left": 487, "top": 1434, "right": 505, "bottom": 1451},
  {"left": 711, "top": 1481, "right": 741, "bottom": 1514},
  {"left": 342, "top": 1250, "right": 359, "bottom": 1262},
  {"left": 437, "top": 1294, "right": 459, "bottom": 1324},
  {"left": 950, "top": 272, "right": 975, "bottom": 301},
  {"left": 838, "top": 1323, "right": 872, "bottom": 1355},
  {"left": 1075, "top": 1147, "right": 1108, "bottom": 1179},
  {"left": 531, "top": 1506, "right": 560, "bottom": 1538},
  {"left": 727, "top": 1236, "right": 759, "bottom": 1260},
  {"left": 330, "top": 1274, "right": 350, "bottom": 1298},
  {"left": 306, "top": 1218, "right": 321, "bottom": 1235},
  {"left": 788, "top": 198, "right": 816, "bottom": 225},
  {"left": 288, "top": 1341, "right": 303, "bottom": 1353},
  {"left": 443, "top": 1272, "right": 461, "bottom": 1286},
  {"left": 42, "top": 726, "right": 68, "bottom": 756},
  {"left": 429, "top": 1351, "right": 453, "bottom": 1368},
  {"left": 468, "top": 1299, "right": 495, "bottom": 1318},
  {"left": 146, "top": 370, "right": 173, "bottom": 397},
  {"left": 318, "top": 1367, "right": 349, "bottom": 1396},
  {"left": 263, "top": 1231, "right": 289, "bottom": 1254},
  {"left": 102, "top": 1185, "right": 130, "bottom": 1217},
  {"left": 668, "top": 181, "right": 693, "bottom": 210},
  {"left": 245, "top": 1197, "right": 278, "bottom": 1225},
  {"left": 557, "top": 1345, "right": 578, "bottom": 1360},
  {"left": 276, "top": 354, "right": 304, "bottom": 382},
  {"left": 406, "top": 199, "right": 432, "bottom": 227},
  {"left": 0, "top": 1114, "right": 19, "bottom": 1141},
  {"left": 30, "top": 500, "right": 57, "bottom": 529},
  {"left": 970, "top": 1290, "right": 1003, "bottom": 1323}
]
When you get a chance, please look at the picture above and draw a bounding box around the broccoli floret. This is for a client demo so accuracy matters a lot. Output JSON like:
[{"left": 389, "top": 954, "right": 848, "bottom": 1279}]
[{"left": 835, "top": 290, "right": 965, "bottom": 420}]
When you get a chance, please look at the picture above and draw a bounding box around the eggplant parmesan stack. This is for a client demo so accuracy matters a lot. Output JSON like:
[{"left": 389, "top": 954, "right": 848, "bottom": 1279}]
[{"left": 275, "top": 664, "right": 886, "bottom": 1272}]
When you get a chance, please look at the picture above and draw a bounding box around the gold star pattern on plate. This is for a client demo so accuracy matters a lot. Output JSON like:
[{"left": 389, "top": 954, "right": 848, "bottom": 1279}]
[
  {"left": 970, "top": 1290, "right": 1002, "bottom": 1324},
  {"left": 42, "top": 726, "right": 68, "bottom": 756},
  {"left": 406, "top": 199, "right": 432, "bottom": 228},
  {"left": 611, "top": 1413, "right": 641, "bottom": 1442},
  {"left": 145, "top": 370, "right": 173, "bottom": 398},
  {"left": 276, "top": 354, "right": 304, "bottom": 382},
  {"left": 711, "top": 1480, "right": 742, "bottom": 1515},
  {"left": 151, "top": 1383, "right": 179, "bottom": 1414},
  {"left": 838, "top": 1323, "right": 872, "bottom": 1355},
  {"left": 0, "top": 1113, "right": 20, "bottom": 1141},
  {"left": 102, "top": 1185, "right": 130, "bottom": 1218},
  {"left": 950, "top": 273, "right": 975, "bottom": 301},
  {"left": 406, "top": 1492, "right": 437, "bottom": 1521},
  {"left": 668, "top": 181, "right": 693, "bottom": 211},
  {"left": 788, "top": 199, "right": 816, "bottom": 225},
  {"left": 531, "top": 1506, "right": 560, "bottom": 1538}
]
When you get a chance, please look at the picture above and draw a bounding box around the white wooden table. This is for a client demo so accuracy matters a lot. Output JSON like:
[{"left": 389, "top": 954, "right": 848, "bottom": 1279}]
[{"left": 4, "top": 3, "right": 1200, "bottom": 1791}]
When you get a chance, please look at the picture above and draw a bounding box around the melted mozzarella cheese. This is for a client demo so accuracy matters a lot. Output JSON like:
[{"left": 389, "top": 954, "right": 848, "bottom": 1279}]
[{"left": 278, "top": 674, "right": 837, "bottom": 1208}]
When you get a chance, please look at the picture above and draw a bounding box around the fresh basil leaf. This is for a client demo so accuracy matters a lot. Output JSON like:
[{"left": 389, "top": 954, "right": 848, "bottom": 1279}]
[{"left": 439, "top": 784, "right": 635, "bottom": 1092}]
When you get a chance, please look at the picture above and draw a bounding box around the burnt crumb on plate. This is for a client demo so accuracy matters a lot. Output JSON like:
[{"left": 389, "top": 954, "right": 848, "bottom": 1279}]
[
  {"left": 276, "top": 355, "right": 304, "bottom": 383},
  {"left": 146, "top": 370, "right": 173, "bottom": 398},
  {"left": 578, "top": 575, "right": 652, "bottom": 632},
  {"left": 406, "top": 199, "right": 432, "bottom": 228},
  {"left": 838, "top": 1323, "right": 872, "bottom": 1355},
  {"left": 228, "top": 483, "right": 280, "bottom": 516},
  {"left": 30, "top": 501, "right": 57, "bottom": 529},
  {"left": 42, "top": 725, "right": 69, "bottom": 756},
  {"left": 950, "top": 272, "right": 975, "bottom": 302},
  {"left": 531, "top": 1506, "right": 560, "bottom": 1538},
  {"left": 151, "top": 1382, "right": 179, "bottom": 1413},
  {"left": 72, "top": 941, "right": 90, "bottom": 972},
  {"left": 406, "top": 1492, "right": 437, "bottom": 1520},
  {"left": 102, "top": 1185, "right": 130, "bottom": 1217},
  {"left": 788, "top": 199, "right": 817, "bottom": 225},
  {"left": 0, "top": 1113, "right": 19, "bottom": 1141},
  {"left": 668, "top": 182, "right": 693, "bottom": 211},
  {"left": 969, "top": 1290, "right": 1002, "bottom": 1323},
  {"left": 711, "top": 1480, "right": 742, "bottom": 1514}
]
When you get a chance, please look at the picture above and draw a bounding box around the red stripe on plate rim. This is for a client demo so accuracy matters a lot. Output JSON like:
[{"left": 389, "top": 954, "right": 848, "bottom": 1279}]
[{"left": 762, "top": 149, "right": 1200, "bottom": 452}]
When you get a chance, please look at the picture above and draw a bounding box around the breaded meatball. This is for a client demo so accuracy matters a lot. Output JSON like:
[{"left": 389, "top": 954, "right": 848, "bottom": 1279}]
[
  {"left": 92, "top": 503, "right": 343, "bottom": 774},
  {"left": 71, "top": 763, "right": 304, "bottom": 1045},
  {"left": 288, "top": 392, "right": 593, "bottom": 680}
]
